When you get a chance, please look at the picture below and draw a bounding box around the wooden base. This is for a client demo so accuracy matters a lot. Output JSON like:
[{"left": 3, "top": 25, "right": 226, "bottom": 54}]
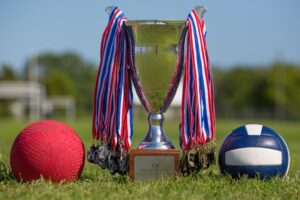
[{"left": 129, "top": 149, "right": 179, "bottom": 181}]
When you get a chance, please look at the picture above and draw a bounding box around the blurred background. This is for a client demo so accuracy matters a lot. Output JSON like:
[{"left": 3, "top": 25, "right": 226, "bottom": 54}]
[{"left": 1, "top": 0, "right": 299, "bottom": 121}]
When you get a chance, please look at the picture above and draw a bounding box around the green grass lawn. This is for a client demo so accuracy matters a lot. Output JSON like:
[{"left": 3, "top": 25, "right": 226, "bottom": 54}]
[{"left": 0, "top": 114, "right": 299, "bottom": 199}]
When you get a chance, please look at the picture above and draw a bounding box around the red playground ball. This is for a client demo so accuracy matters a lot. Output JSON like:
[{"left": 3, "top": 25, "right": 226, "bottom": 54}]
[{"left": 10, "top": 120, "right": 85, "bottom": 182}]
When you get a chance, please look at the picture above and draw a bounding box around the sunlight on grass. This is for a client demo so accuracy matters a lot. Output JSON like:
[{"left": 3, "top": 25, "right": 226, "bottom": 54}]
[{"left": 0, "top": 115, "right": 300, "bottom": 199}]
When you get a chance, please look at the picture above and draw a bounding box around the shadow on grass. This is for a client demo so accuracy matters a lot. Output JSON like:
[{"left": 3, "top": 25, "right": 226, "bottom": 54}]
[
  {"left": 79, "top": 164, "right": 227, "bottom": 184},
  {"left": 0, "top": 161, "right": 15, "bottom": 182},
  {"left": 78, "top": 170, "right": 130, "bottom": 184}
]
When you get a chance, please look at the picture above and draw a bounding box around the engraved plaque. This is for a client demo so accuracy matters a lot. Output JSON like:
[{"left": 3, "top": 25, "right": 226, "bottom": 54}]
[
  {"left": 134, "top": 156, "right": 174, "bottom": 180},
  {"left": 129, "top": 149, "right": 179, "bottom": 180}
]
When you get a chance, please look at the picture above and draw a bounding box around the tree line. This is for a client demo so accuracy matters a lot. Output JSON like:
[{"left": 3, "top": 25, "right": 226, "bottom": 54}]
[
  {"left": 1, "top": 52, "right": 300, "bottom": 120},
  {"left": 214, "top": 62, "right": 300, "bottom": 120}
]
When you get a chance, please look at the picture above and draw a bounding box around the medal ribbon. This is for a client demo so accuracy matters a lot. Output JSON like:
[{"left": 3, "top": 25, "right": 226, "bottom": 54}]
[
  {"left": 180, "top": 9, "right": 215, "bottom": 151},
  {"left": 93, "top": 7, "right": 133, "bottom": 152}
]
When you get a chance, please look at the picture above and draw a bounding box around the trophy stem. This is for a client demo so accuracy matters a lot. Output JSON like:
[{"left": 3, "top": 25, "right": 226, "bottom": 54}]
[{"left": 138, "top": 113, "right": 175, "bottom": 149}]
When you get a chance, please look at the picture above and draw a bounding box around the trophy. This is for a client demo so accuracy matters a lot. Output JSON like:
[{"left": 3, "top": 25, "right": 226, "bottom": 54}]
[
  {"left": 126, "top": 19, "right": 185, "bottom": 180},
  {"left": 88, "top": 6, "right": 214, "bottom": 181},
  {"left": 127, "top": 7, "right": 209, "bottom": 180}
]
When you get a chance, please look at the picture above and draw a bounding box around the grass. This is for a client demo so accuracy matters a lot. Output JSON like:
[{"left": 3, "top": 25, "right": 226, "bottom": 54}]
[{"left": 0, "top": 113, "right": 300, "bottom": 199}]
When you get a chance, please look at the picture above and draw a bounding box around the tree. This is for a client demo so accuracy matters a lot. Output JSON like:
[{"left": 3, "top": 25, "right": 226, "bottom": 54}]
[
  {"left": 266, "top": 63, "right": 300, "bottom": 119},
  {"left": 214, "top": 66, "right": 270, "bottom": 118},
  {"left": 43, "top": 71, "right": 75, "bottom": 96},
  {"left": 0, "top": 64, "right": 16, "bottom": 80}
]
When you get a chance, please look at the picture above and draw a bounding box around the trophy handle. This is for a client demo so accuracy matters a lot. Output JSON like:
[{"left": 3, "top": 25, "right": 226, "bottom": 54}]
[
  {"left": 105, "top": 6, "right": 116, "bottom": 15},
  {"left": 161, "top": 6, "right": 207, "bottom": 112},
  {"left": 194, "top": 6, "right": 208, "bottom": 20}
]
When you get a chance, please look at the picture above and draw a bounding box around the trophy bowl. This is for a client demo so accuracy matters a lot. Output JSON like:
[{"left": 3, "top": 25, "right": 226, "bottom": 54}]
[
  {"left": 125, "top": 20, "right": 187, "bottom": 180},
  {"left": 126, "top": 20, "right": 186, "bottom": 149}
]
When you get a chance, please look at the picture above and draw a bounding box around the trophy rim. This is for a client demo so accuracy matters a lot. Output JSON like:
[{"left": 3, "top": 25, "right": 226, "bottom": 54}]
[{"left": 126, "top": 20, "right": 186, "bottom": 26}]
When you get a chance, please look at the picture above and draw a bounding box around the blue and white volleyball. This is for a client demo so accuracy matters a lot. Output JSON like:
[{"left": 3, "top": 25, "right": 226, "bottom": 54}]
[{"left": 219, "top": 124, "right": 290, "bottom": 179}]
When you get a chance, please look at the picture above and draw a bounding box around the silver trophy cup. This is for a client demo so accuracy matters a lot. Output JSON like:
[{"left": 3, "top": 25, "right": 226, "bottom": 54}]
[
  {"left": 125, "top": 6, "right": 208, "bottom": 151},
  {"left": 126, "top": 20, "right": 185, "bottom": 180},
  {"left": 127, "top": 19, "right": 185, "bottom": 150}
]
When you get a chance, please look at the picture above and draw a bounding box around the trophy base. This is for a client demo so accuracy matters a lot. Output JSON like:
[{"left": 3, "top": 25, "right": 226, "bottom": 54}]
[{"left": 129, "top": 149, "right": 179, "bottom": 181}]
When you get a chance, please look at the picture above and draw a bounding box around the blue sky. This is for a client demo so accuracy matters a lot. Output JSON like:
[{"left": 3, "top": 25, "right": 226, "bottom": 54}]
[{"left": 0, "top": 0, "right": 299, "bottom": 70}]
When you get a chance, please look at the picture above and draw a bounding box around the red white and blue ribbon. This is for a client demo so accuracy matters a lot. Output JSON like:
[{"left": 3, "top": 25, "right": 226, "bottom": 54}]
[
  {"left": 92, "top": 7, "right": 133, "bottom": 152},
  {"left": 180, "top": 9, "right": 215, "bottom": 151},
  {"left": 92, "top": 7, "right": 214, "bottom": 155}
]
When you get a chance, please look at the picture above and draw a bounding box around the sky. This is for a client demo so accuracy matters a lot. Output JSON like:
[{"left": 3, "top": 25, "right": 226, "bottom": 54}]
[{"left": 0, "top": 0, "right": 300, "bottom": 70}]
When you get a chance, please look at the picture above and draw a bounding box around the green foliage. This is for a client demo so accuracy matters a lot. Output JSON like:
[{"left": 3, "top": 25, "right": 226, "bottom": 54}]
[
  {"left": 43, "top": 71, "right": 75, "bottom": 96},
  {"left": 265, "top": 63, "right": 300, "bottom": 119},
  {"left": 0, "top": 64, "right": 16, "bottom": 81},
  {"left": 214, "top": 63, "right": 300, "bottom": 119},
  {"left": 215, "top": 67, "right": 267, "bottom": 118}
]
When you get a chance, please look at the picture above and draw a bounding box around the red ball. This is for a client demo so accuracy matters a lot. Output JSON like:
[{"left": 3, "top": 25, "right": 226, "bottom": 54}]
[{"left": 10, "top": 120, "right": 85, "bottom": 182}]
